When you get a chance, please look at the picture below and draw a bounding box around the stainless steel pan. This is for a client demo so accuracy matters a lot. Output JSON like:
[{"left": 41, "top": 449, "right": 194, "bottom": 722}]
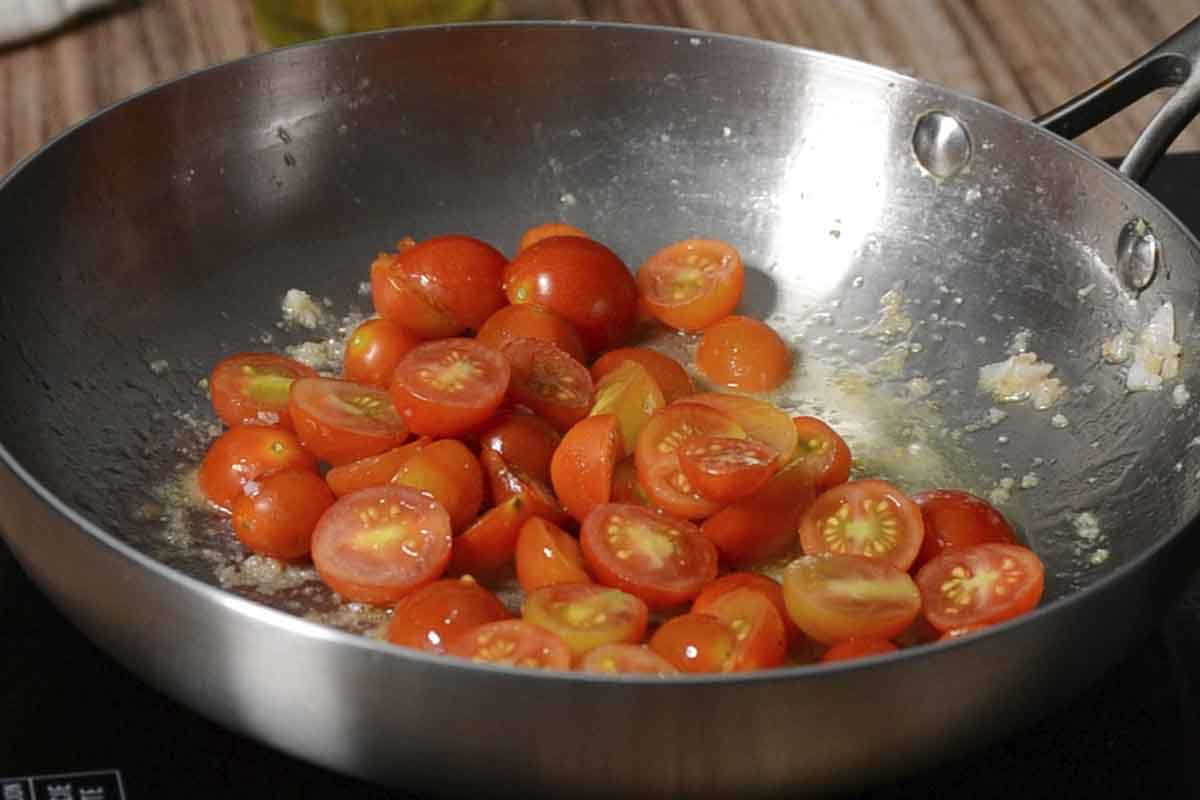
[{"left": 4, "top": 19, "right": 1200, "bottom": 798}]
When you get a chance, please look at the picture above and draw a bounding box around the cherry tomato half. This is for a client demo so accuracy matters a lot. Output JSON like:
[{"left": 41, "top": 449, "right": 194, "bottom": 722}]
[
  {"left": 678, "top": 436, "right": 779, "bottom": 504},
  {"left": 231, "top": 469, "right": 334, "bottom": 560},
  {"left": 578, "top": 643, "right": 679, "bottom": 675},
  {"left": 448, "top": 619, "right": 572, "bottom": 670},
  {"left": 517, "top": 221, "right": 589, "bottom": 254},
  {"left": 501, "top": 338, "right": 594, "bottom": 432},
  {"left": 649, "top": 613, "right": 737, "bottom": 673},
  {"left": 798, "top": 480, "right": 925, "bottom": 572},
  {"left": 515, "top": 516, "right": 591, "bottom": 594},
  {"left": 611, "top": 457, "right": 656, "bottom": 509},
  {"left": 310, "top": 485, "right": 453, "bottom": 605},
  {"left": 449, "top": 496, "right": 532, "bottom": 579},
  {"left": 342, "top": 318, "right": 420, "bottom": 389},
  {"left": 389, "top": 439, "right": 485, "bottom": 533},
  {"left": 917, "top": 543, "right": 1045, "bottom": 633},
  {"left": 700, "top": 459, "right": 816, "bottom": 564},
  {"left": 478, "top": 411, "right": 562, "bottom": 487},
  {"left": 289, "top": 378, "right": 410, "bottom": 466},
  {"left": 198, "top": 425, "right": 317, "bottom": 512},
  {"left": 588, "top": 360, "right": 665, "bottom": 454},
  {"left": 783, "top": 554, "right": 922, "bottom": 645},
  {"left": 387, "top": 576, "right": 510, "bottom": 654},
  {"left": 912, "top": 489, "right": 1018, "bottom": 571},
  {"left": 698, "top": 587, "right": 788, "bottom": 671},
  {"left": 550, "top": 414, "right": 620, "bottom": 524},
  {"left": 683, "top": 393, "right": 798, "bottom": 460},
  {"left": 390, "top": 338, "right": 510, "bottom": 437},
  {"left": 481, "top": 448, "right": 570, "bottom": 527},
  {"left": 821, "top": 638, "right": 898, "bottom": 663},
  {"left": 636, "top": 239, "right": 744, "bottom": 332},
  {"left": 209, "top": 352, "right": 317, "bottom": 430},
  {"left": 693, "top": 572, "right": 801, "bottom": 643},
  {"left": 475, "top": 304, "right": 587, "bottom": 365},
  {"left": 324, "top": 437, "right": 431, "bottom": 498},
  {"left": 696, "top": 315, "right": 791, "bottom": 392},
  {"left": 634, "top": 403, "right": 746, "bottom": 519},
  {"left": 790, "top": 416, "right": 852, "bottom": 492},
  {"left": 523, "top": 583, "right": 649, "bottom": 657},
  {"left": 591, "top": 347, "right": 695, "bottom": 405}
]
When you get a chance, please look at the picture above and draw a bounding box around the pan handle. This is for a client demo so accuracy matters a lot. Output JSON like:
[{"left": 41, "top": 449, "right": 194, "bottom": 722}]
[{"left": 1034, "top": 16, "right": 1200, "bottom": 185}]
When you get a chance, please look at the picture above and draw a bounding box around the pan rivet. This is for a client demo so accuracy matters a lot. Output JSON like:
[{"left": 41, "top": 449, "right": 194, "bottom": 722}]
[
  {"left": 1116, "top": 218, "right": 1161, "bottom": 293},
  {"left": 912, "top": 111, "right": 972, "bottom": 179}
]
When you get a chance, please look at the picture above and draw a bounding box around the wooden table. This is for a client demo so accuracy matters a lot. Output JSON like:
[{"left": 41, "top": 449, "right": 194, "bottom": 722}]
[{"left": 2, "top": 0, "right": 1198, "bottom": 176}]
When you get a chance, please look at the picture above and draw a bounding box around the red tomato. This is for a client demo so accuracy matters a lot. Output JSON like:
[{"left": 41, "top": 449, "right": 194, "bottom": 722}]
[
  {"left": 917, "top": 543, "right": 1045, "bottom": 633},
  {"left": 678, "top": 436, "right": 779, "bottom": 504},
  {"left": 324, "top": 437, "right": 431, "bottom": 498},
  {"left": 821, "top": 638, "right": 898, "bottom": 663},
  {"left": 198, "top": 425, "right": 317, "bottom": 512},
  {"left": 580, "top": 504, "right": 718, "bottom": 608},
  {"left": 371, "top": 235, "right": 507, "bottom": 336},
  {"left": 209, "top": 352, "right": 317, "bottom": 430},
  {"left": 231, "top": 469, "right": 334, "bottom": 560},
  {"left": 517, "top": 221, "right": 589, "bottom": 254},
  {"left": 310, "top": 485, "right": 453, "bottom": 605},
  {"left": 649, "top": 613, "right": 737, "bottom": 673},
  {"left": 481, "top": 449, "right": 570, "bottom": 527},
  {"left": 501, "top": 338, "right": 594, "bottom": 432},
  {"left": 550, "top": 414, "right": 620, "bottom": 523},
  {"left": 611, "top": 457, "right": 656, "bottom": 508},
  {"left": 634, "top": 403, "right": 746, "bottom": 519},
  {"left": 390, "top": 338, "right": 511, "bottom": 437},
  {"left": 578, "top": 643, "right": 679, "bottom": 675},
  {"left": 449, "top": 496, "right": 532, "bottom": 578},
  {"left": 636, "top": 239, "right": 744, "bottom": 331},
  {"left": 798, "top": 480, "right": 925, "bottom": 572},
  {"left": 591, "top": 347, "right": 695, "bottom": 405},
  {"left": 696, "top": 587, "right": 787, "bottom": 671},
  {"left": 342, "top": 318, "right": 420, "bottom": 389},
  {"left": 475, "top": 304, "right": 587, "bottom": 364},
  {"left": 288, "top": 377, "right": 410, "bottom": 466},
  {"left": 683, "top": 393, "right": 798, "bottom": 460},
  {"left": 588, "top": 360, "right": 665, "bottom": 454},
  {"left": 790, "top": 416, "right": 852, "bottom": 492},
  {"left": 912, "top": 490, "right": 1018, "bottom": 571},
  {"left": 696, "top": 315, "right": 792, "bottom": 392},
  {"left": 693, "top": 572, "right": 801, "bottom": 642},
  {"left": 448, "top": 619, "right": 572, "bottom": 670},
  {"left": 782, "top": 554, "right": 922, "bottom": 645},
  {"left": 523, "top": 583, "right": 648, "bottom": 656},
  {"left": 505, "top": 236, "right": 638, "bottom": 354},
  {"left": 700, "top": 460, "right": 816, "bottom": 564},
  {"left": 389, "top": 439, "right": 484, "bottom": 532},
  {"left": 515, "top": 516, "right": 591, "bottom": 594},
  {"left": 478, "top": 411, "right": 562, "bottom": 486},
  {"left": 387, "top": 576, "right": 510, "bottom": 654}
]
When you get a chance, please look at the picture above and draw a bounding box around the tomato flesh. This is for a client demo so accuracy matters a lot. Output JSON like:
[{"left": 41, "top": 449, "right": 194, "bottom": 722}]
[
  {"left": 209, "top": 352, "right": 317, "bottom": 430},
  {"left": 501, "top": 338, "right": 594, "bottom": 432},
  {"left": 783, "top": 554, "right": 922, "bottom": 645},
  {"left": 790, "top": 416, "right": 852, "bottom": 492},
  {"left": 550, "top": 414, "right": 620, "bottom": 524},
  {"left": 682, "top": 393, "right": 798, "bottom": 464},
  {"left": 324, "top": 437, "right": 431, "bottom": 498},
  {"left": 696, "top": 315, "right": 791, "bottom": 391},
  {"left": 649, "top": 613, "right": 737, "bottom": 673},
  {"left": 515, "top": 516, "right": 591, "bottom": 594},
  {"left": 387, "top": 576, "right": 510, "bottom": 654},
  {"left": 578, "top": 643, "right": 679, "bottom": 675},
  {"left": 678, "top": 435, "right": 779, "bottom": 504},
  {"left": 634, "top": 403, "right": 746, "bottom": 519},
  {"left": 636, "top": 239, "right": 744, "bottom": 331},
  {"left": 523, "top": 583, "right": 648, "bottom": 656},
  {"left": 289, "top": 377, "right": 410, "bottom": 466},
  {"left": 588, "top": 360, "right": 665, "bottom": 454},
  {"left": 591, "top": 347, "right": 695, "bottom": 404},
  {"left": 390, "top": 338, "right": 510, "bottom": 437},
  {"left": 798, "top": 480, "right": 925, "bottom": 572},
  {"left": 697, "top": 587, "right": 787, "bottom": 671},
  {"left": 912, "top": 489, "right": 1018, "bottom": 571},
  {"left": 449, "top": 496, "right": 532, "bottom": 579},
  {"left": 917, "top": 543, "right": 1045, "bottom": 633},
  {"left": 700, "top": 459, "right": 816, "bottom": 564},
  {"left": 448, "top": 619, "right": 572, "bottom": 670},
  {"left": 693, "top": 572, "right": 801, "bottom": 643},
  {"left": 389, "top": 439, "right": 484, "bottom": 533},
  {"left": 231, "top": 469, "right": 334, "bottom": 560},
  {"left": 198, "top": 425, "right": 317, "bottom": 512}
]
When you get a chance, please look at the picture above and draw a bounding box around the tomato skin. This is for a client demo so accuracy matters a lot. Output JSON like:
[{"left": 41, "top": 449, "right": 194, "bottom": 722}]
[
  {"left": 634, "top": 403, "right": 746, "bottom": 520},
  {"left": 649, "top": 613, "right": 737, "bottom": 673},
  {"left": 324, "top": 437, "right": 431, "bottom": 498},
  {"left": 515, "top": 516, "right": 591, "bottom": 594},
  {"left": 478, "top": 411, "right": 562, "bottom": 486},
  {"left": 591, "top": 348, "right": 695, "bottom": 406},
  {"left": 449, "top": 496, "right": 532, "bottom": 578},
  {"left": 578, "top": 643, "right": 679, "bottom": 675},
  {"left": 310, "top": 485, "right": 453, "bottom": 605},
  {"left": 821, "top": 638, "right": 898, "bottom": 663},
  {"left": 696, "top": 315, "right": 792, "bottom": 392},
  {"left": 917, "top": 543, "right": 1045, "bottom": 633},
  {"left": 390, "top": 338, "right": 511, "bottom": 438},
  {"left": 481, "top": 448, "right": 570, "bottom": 527},
  {"left": 387, "top": 576, "right": 510, "bottom": 654},
  {"left": 476, "top": 304, "right": 587, "bottom": 364},
  {"left": 678, "top": 436, "right": 779, "bottom": 504},
  {"left": 790, "top": 416, "right": 852, "bottom": 492},
  {"left": 343, "top": 318, "right": 421, "bottom": 389},
  {"left": 551, "top": 414, "right": 620, "bottom": 524},
  {"left": 288, "top": 377, "right": 410, "bottom": 466},
  {"left": 912, "top": 490, "right": 1018, "bottom": 571},
  {"left": 611, "top": 457, "right": 656, "bottom": 508},
  {"left": 518, "top": 221, "right": 589, "bottom": 254},
  {"left": 798, "top": 479, "right": 925, "bottom": 572},
  {"left": 701, "top": 460, "right": 816, "bottom": 564},
  {"left": 782, "top": 554, "right": 922, "bottom": 645},
  {"left": 693, "top": 572, "right": 801, "bottom": 643},
  {"left": 580, "top": 503, "right": 719, "bottom": 609},
  {"left": 501, "top": 338, "right": 594, "bottom": 433},
  {"left": 522, "top": 583, "right": 649, "bottom": 657},
  {"left": 636, "top": 239, "right": 745, "bottom": 332},
  {"left": 389, "top": 439, "right": 484, "bottom": 533},
  {"left": 448, "top": 619, "right": 572, "bottom": 670},
  {"left": 209, "top": 352, "right": 317, "bottom": 430},
  {"left": 505, "top": 236, "right": 639, "bottom": 354},
  {"left": 198, "top": 425, "right": 317, "bottom": 513},
  {"left": 231, "top": 469, "right": 334, "bottom": 560},
  {"left": 682, "top": 393, "right": 798, "bottom": 463}
]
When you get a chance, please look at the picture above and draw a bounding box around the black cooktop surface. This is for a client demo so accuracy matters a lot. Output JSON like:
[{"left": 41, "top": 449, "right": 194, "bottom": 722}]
[{"left": 5, "top": 156, "right": 1200, "bottom": 799}]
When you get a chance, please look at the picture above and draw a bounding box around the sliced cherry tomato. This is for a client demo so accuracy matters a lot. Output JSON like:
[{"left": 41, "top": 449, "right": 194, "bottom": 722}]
[
  {"left": 288, "top": 377, "right": 409, "bottom": 466},
  {"left": 324, "top": 437, "right": 431, "bottom": 497},
  {"left": 580, "top": 504, "right": 718, "bottom": 608},
  {"left": 683, "top": 393, "right": 798, "bottom": 459},
  {"left": 798, "top": 480, "right": 925, "bottom": 572},
  {"left": 701, "top": 459, "right": 817, "bottom": 564},
  {"left": 611, "top": 457, "right": 656, "bottom": 508},
  {"left": 912, "top": 489, "right": 1018, "bottom": 571},
  {"left": 390, "top": 338, "right": 510, "bottom": 437},
  {"left": 387, "top": 576, "right": 510, "bottom": 653},
  {"left": 551, "top": 414, "right": 620, "bottom": 523},
  {"left": 636, "top": 239, "right": 744, "bottom": 332},
  {"left": 693, "top": 572, "right": 801, "bottom": 642},
  {"left": 678, "top": 436, "right": 779, "bottom": 504},
  {"left": 591, "top": 347, "right": 695, "bottom": 405},
  {"left": 523, "top": 583, "right": 648, "bottom": 657},
  {"left": 501, "top": 338, "right": 593, "bottom": 432},
  {"left": 449, "top": 496, "right": 532, "bottom": 578},
  {"left": 578, "top": 643, "right": 679, "bottom": 675},
  {"left": 782, "top": 554, "right": 922, "bottom": 645},
  {"left": 342, "top": 317, "right": 420, "bottom": 389},
  {"left": 515, "top": 516, "right": 591, "bottom": 594},
  {"left": 634, "top": 403, "right": 746, "bottom": 519},
  {"left": 198, "top": 425, "right": 317, "bottom": 512},
  {"left": 517, "top": 221, "right": 589, "bottom": 254},
  {"left": 389, "top": 439, "right": 484, "bottom": 532},
  {"left": 790, "top": 416, "right": 852, "bottom": 492},
  {"left": 820, "top": 638, "right": 898, "bottom": 663},
  {"left": 478, "top": 411, "right": 562, "bottom": 486},
  {"left": 209, "top": 352, "right": 317, "bottom": 430},
  {"left": 505, "top": 236, "right": 638, "bottom": 354},
  {"left": 310, "top": 485, "right": 453, "bottom": 605},
  {"left": 447, "top": 619, "right": 572, "bottom": 670},
  {"left": 696, "top": 587, "right": 787, "bottom": 671},
  {"left": 481, "top": 448, "right": 570, "bottom": 527},
  {"left": 588, "top": 360, "right": 665, "bottom": 454},
  {"left": 649, "top": 613, "right": 737, "bottom": 673},
  {"left": 696, "top": 315, "right": 792, "bottom": 392},
  {"left": 371, "top": 235, "right": 507, "bottom": 337},
  {"left": 475, "top": 304, "right": 587, "bottom": 364},
  {"left": 917, "top": 543, "right": 1045, "bottom": 633},
  {"left": 231, "top": 469, "right": 334, "bottom": 560}
]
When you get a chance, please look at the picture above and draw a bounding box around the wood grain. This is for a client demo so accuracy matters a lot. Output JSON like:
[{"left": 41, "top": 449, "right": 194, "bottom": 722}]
[{"left": 2, "top": 0, "right": 1198, "bottom": 175}]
